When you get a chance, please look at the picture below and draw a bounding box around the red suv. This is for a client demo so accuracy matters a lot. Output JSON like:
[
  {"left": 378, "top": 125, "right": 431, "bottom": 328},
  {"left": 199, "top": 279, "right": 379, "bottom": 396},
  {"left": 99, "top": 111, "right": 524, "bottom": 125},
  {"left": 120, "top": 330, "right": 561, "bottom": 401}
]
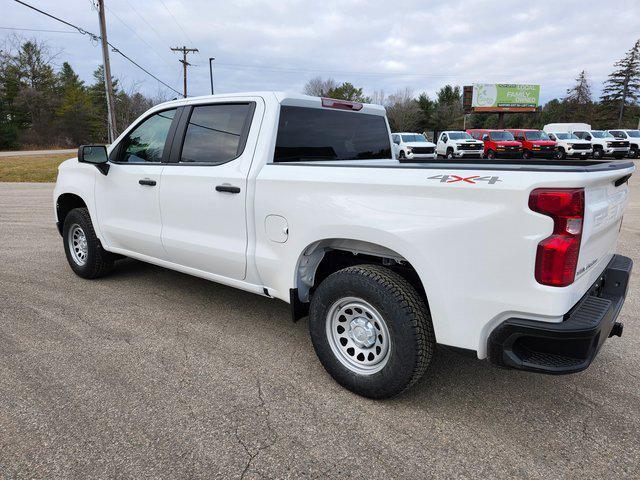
[
  {"left": 506, "top": 129, "right": 556, "bottom": 159},
  {"left": 467, "top": 129, "right": 522, "bottom": 159}
]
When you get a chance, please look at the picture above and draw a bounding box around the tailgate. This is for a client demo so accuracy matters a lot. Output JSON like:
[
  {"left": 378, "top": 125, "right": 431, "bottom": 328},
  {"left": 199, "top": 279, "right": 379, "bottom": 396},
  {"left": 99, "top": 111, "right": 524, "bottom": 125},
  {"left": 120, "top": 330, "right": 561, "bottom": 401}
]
[{"left": 577, "top": 171, "right": 633, "bottom": 281}]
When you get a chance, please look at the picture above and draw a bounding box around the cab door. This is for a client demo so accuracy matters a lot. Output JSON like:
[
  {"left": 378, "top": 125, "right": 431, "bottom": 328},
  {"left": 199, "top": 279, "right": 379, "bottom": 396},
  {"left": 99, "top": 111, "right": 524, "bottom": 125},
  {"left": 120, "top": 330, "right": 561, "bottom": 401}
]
[
  {"left": 159, "top": 99, "right": 262, "bottom": 280},
  {"left": 94, "top": 108, "right": 179, "bottom": 259}
]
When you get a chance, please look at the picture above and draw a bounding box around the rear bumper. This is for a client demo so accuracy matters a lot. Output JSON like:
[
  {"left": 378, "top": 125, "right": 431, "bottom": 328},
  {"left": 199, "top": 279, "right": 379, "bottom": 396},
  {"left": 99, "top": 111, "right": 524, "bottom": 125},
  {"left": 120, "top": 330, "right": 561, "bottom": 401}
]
[{"left": 488, "top": 254, "right": 632, "bottom": 374}]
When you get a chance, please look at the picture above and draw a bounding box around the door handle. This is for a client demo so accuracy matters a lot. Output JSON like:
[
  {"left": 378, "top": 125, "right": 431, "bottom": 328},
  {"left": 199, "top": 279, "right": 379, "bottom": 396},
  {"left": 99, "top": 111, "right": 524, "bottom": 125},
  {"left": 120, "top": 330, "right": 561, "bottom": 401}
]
[
  {"left": 215, "top": 184, "right": 241, "bottom": 194},
  {"left": 139, "top": 178, "right": 157, "bottom": 186}
]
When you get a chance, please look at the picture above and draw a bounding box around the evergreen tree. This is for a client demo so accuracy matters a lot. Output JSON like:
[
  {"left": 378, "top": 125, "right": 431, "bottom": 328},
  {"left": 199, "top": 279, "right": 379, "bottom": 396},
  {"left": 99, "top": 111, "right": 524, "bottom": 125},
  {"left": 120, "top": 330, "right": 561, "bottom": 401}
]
[
  {"left": 88, "top": 65, "right": 119, "bottom": 142},
  {"left": 566, "top": 70, "right": 592, "bottom": 104},
  {"left": 600, "top": 40, "right": 640, "bottom": 127},
  {"left": 56, "top": 62, "right": 95, "bottom": 145},
  {"left": 325, "top": 82, "right": 371, "bottom": 103}
]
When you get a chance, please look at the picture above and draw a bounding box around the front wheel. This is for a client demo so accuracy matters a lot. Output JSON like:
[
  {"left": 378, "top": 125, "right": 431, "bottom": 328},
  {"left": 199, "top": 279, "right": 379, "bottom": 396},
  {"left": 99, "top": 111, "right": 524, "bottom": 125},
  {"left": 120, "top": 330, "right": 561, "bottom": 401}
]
[
  {"left": 309, "top": 265, "right": 435, "bottom": 399},
  {"left": 63, "top": 208, "right": 115, "bottom": 279},
  {"left": 555, "top": 149, "right": 566, "bottom": 160},
  {"left": 592, "top": 148, "right": 604, "bottom": 159},
  {"left": 486, "top": 150, "right": 496, "bottom": 159},
  {"left": 523, "top": 150, "right": 532, "bottom": 159},
  {"left": 446, "top": 149, "right": 455, "bottom": 160},
  {"left": 629, "top": 148, "right": 638, "bottom": 159}
]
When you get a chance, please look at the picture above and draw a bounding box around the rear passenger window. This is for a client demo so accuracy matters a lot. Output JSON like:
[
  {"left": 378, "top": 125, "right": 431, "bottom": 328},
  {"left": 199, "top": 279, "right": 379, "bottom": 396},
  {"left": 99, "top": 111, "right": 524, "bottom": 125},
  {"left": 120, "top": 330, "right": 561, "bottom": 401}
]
[
  {"left": 180, "top": 103, "right": 253, "bottom": 165},
  {"left": 274, "top": 106, "right": 391, "bottom": 162}
]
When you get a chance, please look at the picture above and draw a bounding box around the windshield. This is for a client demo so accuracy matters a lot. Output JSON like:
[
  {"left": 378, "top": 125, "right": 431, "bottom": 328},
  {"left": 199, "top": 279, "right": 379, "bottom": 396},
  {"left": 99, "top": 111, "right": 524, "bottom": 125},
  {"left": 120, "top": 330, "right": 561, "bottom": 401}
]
[
  {"left": 627, "top": 130, "right": 640, "bottom": 138},
  {"left": 448, "top": 132, "right": 473, "bottom": 140},
  {"left": 401, "top": 134, "right": 428, "bottom": 143},
  {"left": 490, "top": 131, "right": 515, "bottom": 141},
  {"left": 524, "top": 131, "right": 550, "bottom": 141},
  {"left": 555, "top": 133, "right": 578, "bottom": 140},
  {"left": 590, "top": 131, "right": 613, "bottom": 138}
]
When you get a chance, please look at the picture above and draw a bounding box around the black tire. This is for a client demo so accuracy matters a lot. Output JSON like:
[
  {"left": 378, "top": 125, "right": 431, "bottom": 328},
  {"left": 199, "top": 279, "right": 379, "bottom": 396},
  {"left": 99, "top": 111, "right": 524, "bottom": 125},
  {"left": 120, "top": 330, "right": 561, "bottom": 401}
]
[
  {"left": 629, "top": 148, "right": 638, "bottom": 159},
  {"left": 523, "top": 150, "right": 532, "bottom": 159},
  {"left": 398, "top": 151, "right": 406, "bottom": 159},
  {"left": 446, "top": 149, "right": 454, "bottom": 160},
  {"left": 309, "top": 265, "right": 435, "bottom": 399},
  {"left": 63, "top": 208, "right": 115, "bottom": 279},
  {"left": 592, "top": 148, "right": 604, "bottom": 159},
  {"left": 555, "top": 148, "right": 566, "bottom": 160},
  {"left": 486, "top": 150, "right": 495, "bottom": 159}
]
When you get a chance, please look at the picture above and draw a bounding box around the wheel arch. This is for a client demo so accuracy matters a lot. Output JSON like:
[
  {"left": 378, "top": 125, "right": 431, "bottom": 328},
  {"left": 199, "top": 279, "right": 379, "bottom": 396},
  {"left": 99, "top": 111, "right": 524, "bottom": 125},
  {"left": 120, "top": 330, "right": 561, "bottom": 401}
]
[
  {"left": 55, "top": 192, "right": 88, "bottom": 235},
  {"left": 291, "top": 238, "right": 428, "bottom": 320}
]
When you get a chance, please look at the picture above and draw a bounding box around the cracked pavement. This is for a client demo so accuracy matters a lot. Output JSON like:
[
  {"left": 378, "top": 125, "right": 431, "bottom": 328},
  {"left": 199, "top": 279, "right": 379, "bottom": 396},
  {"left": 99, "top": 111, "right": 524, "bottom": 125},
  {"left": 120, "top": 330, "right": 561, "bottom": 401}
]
[{"left": 0, "top": 179, "right": 639, "bottom": 479}]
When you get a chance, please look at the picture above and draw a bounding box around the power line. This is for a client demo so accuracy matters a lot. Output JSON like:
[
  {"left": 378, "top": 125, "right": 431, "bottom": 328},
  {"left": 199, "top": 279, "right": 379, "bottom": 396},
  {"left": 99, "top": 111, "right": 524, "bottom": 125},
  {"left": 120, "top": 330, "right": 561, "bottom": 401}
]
[
  {"left": 12, "top": 0, "right": 182, "bottom": 96},
  {"left": 122, "top": 0, "right": 171, "bottom": 47},
  {"left": 0, "top": 26, "right": 80, "bottom": 34},
  {"left": 158, "top": 0, "right": 194, "bottom": 45},
  {"left": 213, "top": 62, "right": 496, "bottom": 79},
  {"left": 104, "top": 3, "right": 176, "bottom": 70}
]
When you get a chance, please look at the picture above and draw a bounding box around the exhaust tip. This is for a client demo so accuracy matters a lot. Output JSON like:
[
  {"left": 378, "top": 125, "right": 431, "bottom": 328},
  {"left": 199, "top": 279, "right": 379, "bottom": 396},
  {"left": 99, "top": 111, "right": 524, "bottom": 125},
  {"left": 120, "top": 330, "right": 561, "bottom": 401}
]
[{"left": 610, "top": 322, "right": 624, "bottom": 338}]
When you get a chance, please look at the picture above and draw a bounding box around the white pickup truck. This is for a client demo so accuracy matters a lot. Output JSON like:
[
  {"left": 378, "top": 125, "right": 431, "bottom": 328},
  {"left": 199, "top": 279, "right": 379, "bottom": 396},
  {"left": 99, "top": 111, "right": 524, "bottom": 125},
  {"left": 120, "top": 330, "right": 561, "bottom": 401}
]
[
  {"left": 54, "top": 93, "right": 634, "bottom": 399},
  {"left": 545, "top": 123, "right": 629, "bottom": 159},
  {"left": 391, "top": 132, "right": 436, "bottom": 161},
  {"left": 435, "top": 131, "right": 485, "bottom": 159}
]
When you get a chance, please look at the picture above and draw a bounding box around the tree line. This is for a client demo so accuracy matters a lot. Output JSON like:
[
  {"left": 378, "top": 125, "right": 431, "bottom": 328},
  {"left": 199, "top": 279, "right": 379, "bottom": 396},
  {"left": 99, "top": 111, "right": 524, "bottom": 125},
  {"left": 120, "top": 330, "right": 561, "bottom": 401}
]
[
  {"left": 304, "top": 39, "right": 640, "bottom": 135},
  {"left": 1, "top": 36, "right": 639, "bottom": 150},
  {"left": 0, "top": 37, "right": 167, "bottom": 150}
]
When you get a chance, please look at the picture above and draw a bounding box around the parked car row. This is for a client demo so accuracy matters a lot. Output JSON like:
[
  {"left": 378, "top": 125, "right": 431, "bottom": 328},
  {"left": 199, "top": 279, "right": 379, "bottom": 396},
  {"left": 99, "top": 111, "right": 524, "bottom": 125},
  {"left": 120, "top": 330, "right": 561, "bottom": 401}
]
[{"left": 392, "top": 123, "right": 639, "bottom": 161}]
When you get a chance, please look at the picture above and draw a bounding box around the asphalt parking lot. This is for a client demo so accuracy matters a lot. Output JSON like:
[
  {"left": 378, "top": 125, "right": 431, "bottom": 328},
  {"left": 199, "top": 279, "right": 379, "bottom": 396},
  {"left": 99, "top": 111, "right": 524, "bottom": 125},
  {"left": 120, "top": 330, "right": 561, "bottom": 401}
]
[{"left": 0, "top": 178, "right": 639, "bottom": 479}]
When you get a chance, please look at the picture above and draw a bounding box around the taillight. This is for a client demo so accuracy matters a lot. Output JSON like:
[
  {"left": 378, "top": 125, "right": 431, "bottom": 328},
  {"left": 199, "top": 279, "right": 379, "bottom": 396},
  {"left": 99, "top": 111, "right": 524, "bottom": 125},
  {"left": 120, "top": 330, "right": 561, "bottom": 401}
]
[
  {"left": 321, "top": 97, "right": 363, "bottom": 111},
  {"left": 529, "top": 188, "right": 585, "bottom": 287}
]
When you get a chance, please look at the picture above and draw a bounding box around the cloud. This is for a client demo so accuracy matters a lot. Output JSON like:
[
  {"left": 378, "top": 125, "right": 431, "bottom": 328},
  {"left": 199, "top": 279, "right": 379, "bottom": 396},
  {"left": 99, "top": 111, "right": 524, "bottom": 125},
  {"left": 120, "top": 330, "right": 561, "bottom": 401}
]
[{"left": 5, "top": 0, "right": 640, "bottom": 103}]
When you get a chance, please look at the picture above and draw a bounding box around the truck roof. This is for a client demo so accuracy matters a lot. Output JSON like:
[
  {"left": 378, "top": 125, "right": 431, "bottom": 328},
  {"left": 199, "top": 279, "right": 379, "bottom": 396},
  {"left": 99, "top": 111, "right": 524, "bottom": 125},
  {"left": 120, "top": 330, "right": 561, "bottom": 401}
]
[{"left": 154, "top": 91, "right": 387, "bottom": 116}]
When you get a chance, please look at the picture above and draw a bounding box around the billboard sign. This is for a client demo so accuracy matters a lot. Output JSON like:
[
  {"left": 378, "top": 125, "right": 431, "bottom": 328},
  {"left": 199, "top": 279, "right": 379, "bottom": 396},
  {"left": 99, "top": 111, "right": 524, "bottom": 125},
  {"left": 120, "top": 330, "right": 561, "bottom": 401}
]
[{"left": 471, "top": 84, "right": 540, "bottom": 111}]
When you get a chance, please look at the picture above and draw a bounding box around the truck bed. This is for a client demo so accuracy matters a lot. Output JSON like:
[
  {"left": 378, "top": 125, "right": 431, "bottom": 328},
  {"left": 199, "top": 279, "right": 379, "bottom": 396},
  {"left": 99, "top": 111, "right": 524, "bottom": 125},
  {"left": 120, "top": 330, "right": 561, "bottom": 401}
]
[{"left": 275, "top": 158, "right": 635, "bottom": 172}]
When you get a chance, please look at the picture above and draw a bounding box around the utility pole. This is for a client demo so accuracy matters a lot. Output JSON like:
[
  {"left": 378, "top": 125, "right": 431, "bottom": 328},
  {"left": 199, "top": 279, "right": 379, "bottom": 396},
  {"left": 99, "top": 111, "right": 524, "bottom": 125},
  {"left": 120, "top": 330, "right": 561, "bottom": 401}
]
[
  {"left": 96, "top": 0, "right": 117, "bottom": 143},
  {"left": 171, "top": 46, "right": 199, "bottom": 98},
  {"left": 208, "top": 57, "right": 215, "bottom": 95}
]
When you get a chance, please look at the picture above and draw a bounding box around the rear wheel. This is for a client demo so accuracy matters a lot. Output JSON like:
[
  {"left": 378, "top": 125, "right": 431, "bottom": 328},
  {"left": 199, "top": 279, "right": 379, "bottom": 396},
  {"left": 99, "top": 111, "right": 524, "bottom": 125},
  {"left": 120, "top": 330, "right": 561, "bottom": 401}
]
[
  {"left": 63, "top": 208, "right": 115, "bottom": 279},
  {"left": 309, "top": 265, "right": 435, "bottom": 399}
]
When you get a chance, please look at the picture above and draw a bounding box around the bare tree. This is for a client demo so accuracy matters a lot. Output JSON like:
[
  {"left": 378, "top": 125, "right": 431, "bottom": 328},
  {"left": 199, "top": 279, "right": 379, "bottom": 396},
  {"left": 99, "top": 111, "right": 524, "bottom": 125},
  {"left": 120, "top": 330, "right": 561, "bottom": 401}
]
[
  {"left": 369, "top": 89, "right": 386, "bottom": 106},
  {"left": 384, "top": 88, "right": 421, "bottom": 132},
  {"left": 303, "top": 76, "right": 337, "bottom": 97}
]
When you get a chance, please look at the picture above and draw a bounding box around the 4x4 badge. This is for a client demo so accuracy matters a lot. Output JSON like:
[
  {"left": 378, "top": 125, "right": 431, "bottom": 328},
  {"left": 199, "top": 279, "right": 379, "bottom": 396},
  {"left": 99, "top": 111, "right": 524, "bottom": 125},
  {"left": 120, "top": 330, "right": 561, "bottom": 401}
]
[{"left": 427, "top": 174, "right": 502, "bottom": 185}]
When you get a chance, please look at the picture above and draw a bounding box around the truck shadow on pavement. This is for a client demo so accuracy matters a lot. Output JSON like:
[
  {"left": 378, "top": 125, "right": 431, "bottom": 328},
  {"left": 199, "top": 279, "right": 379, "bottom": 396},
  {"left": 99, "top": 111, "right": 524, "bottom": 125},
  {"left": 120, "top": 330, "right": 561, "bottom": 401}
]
[{"left": 108, "top": 257, "right": 622, "bottom": 413}]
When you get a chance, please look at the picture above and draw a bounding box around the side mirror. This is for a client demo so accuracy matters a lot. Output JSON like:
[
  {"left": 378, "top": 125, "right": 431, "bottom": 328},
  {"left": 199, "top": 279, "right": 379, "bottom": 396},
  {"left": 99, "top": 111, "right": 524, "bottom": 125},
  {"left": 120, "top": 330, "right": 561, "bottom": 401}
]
[{"left": 78, "top": 145, "right": 109, "bottom": 175}]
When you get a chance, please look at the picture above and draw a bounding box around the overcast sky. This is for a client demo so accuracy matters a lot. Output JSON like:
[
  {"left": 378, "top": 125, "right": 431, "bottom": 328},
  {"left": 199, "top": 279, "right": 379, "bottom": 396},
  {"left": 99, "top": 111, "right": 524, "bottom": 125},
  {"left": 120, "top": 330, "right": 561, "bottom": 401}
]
[{"left": 4, "top": 0, "right": 640, "bottom": 103}]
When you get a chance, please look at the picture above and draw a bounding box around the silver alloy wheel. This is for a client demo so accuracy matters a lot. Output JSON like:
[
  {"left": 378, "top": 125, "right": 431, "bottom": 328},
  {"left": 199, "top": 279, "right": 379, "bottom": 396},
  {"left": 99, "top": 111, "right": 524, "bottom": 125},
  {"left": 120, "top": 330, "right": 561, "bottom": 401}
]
[
  {"left": 68, "top": 224, "right": 88, "bottom": 266},
  {"left": 326, "top": 297, "right": 391, "bottom": 375}
]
